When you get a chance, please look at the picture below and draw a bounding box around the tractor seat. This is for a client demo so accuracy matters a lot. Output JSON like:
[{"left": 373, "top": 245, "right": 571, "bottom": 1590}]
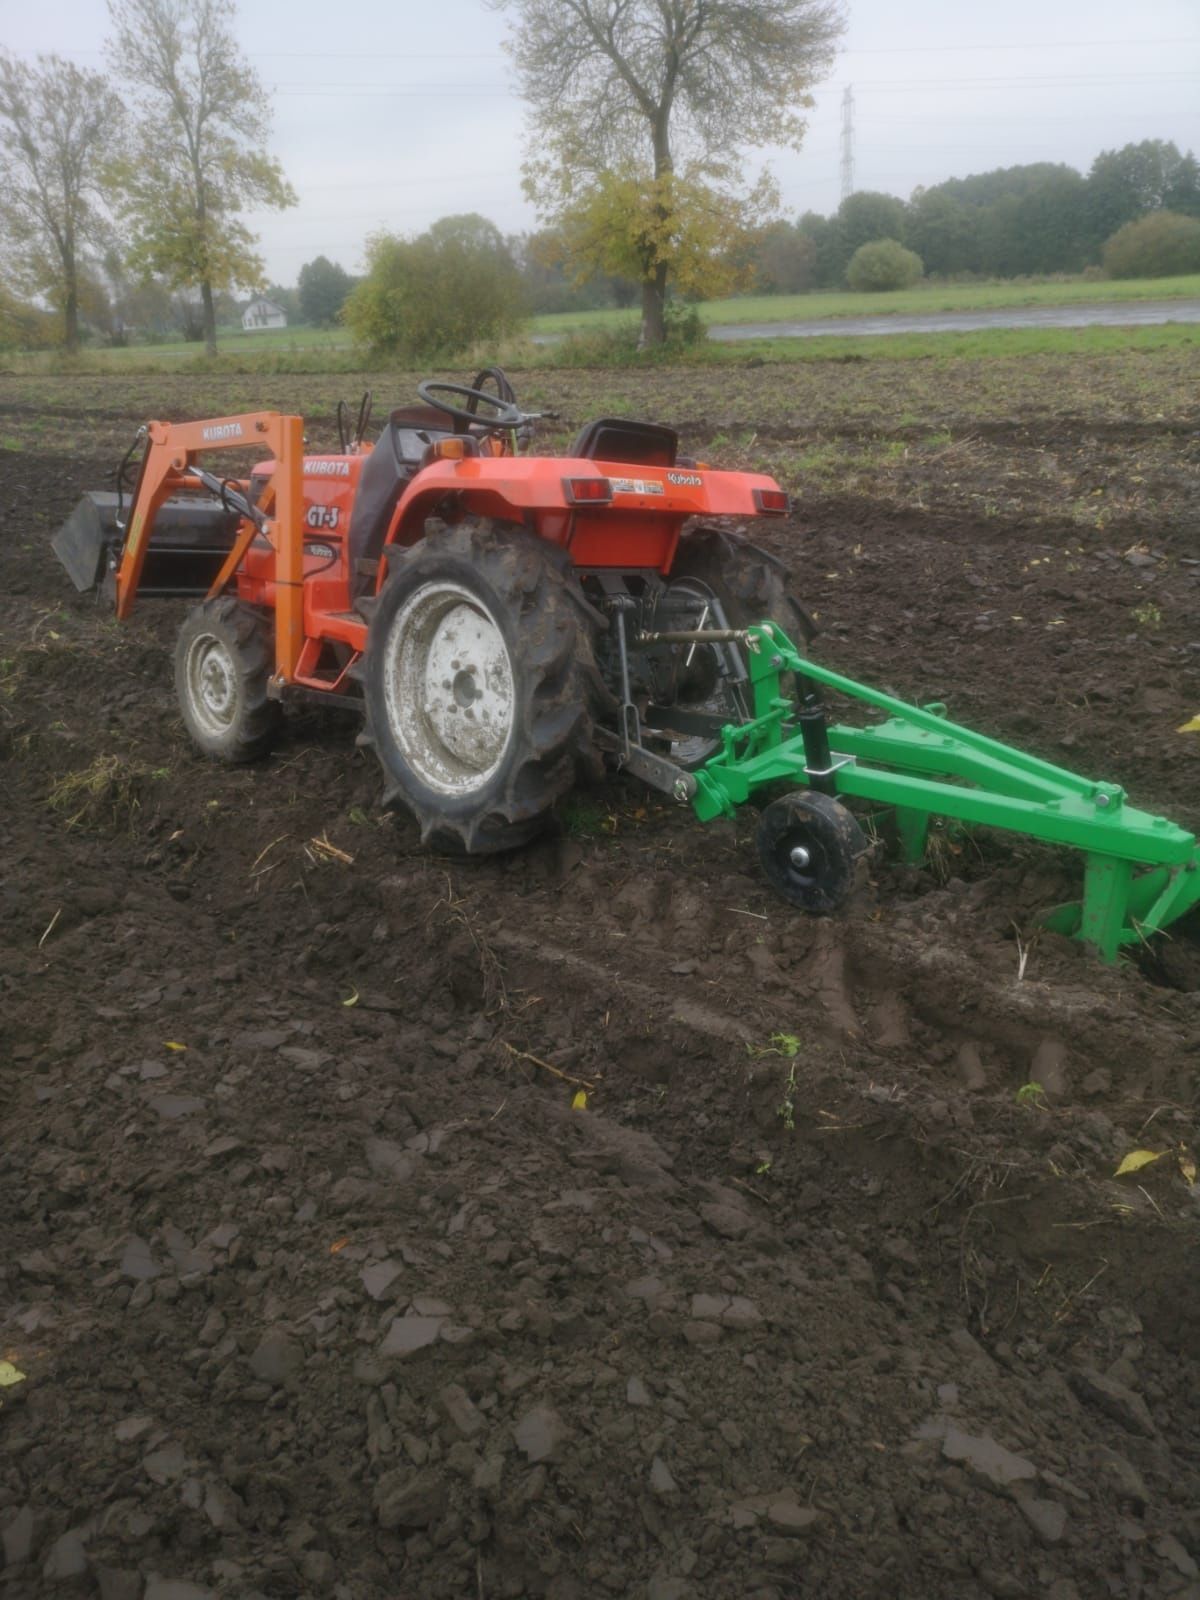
[
  {"left": 348, "top": 406, "right": 510, "bottom": 591},
  {"left": 346, "top": 408, "right": 453, "bottom": 590},
  {"left": 570, "top": 416, "right": 679, "bottom": 468}
]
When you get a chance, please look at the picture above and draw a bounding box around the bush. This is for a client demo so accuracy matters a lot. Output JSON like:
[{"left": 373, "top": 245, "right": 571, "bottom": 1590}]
[
  {"left": 846, "top": 239, "right": 924, "bottom": 292},
  {"left": 663, "top": 299, "right": 707, "bottom": 347},
  {"left": 1101, "top": 211, "right": 1200, "bottom": 279},
  {"left": 343, "top": 215, "right": 524, "bottom": 361},
  {"left": 0, "top": 286, "right": 58, "bottom": 351}
]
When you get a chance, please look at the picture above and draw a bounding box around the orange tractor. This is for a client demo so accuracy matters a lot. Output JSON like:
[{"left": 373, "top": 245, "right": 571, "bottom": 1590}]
[{"left": 54, "top": 370, "right": 811, "bottom": 855}]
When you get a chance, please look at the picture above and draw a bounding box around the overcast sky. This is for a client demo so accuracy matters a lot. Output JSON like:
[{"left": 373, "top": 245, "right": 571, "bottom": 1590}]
[{"left": 4, "top": 0, "right": 1199, "bottom": 284}]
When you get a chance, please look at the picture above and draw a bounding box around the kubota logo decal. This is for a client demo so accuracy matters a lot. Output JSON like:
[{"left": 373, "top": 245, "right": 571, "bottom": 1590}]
[
  {"left": 304, "top": 458, "right": 351, "bottom": 477},
  {"left": 667, "top": 470, "right": 703, "bottom": 487},
  {"left": 202, "top": 423, "right": 244, "bottom": 441}
]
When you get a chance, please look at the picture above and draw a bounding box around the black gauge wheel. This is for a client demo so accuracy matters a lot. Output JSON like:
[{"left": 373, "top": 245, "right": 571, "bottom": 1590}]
[{"left": 756, "top": 790, "right": 865, "bottom": 914}]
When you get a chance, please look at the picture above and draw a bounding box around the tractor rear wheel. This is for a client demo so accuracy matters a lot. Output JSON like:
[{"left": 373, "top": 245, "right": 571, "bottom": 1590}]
[
  {"left": 670, "top": 526, "right": 815, "bottom": 653},
  {"left": 658, "top": 527, "right": 814, "bottom": 767},
  {"left": 174, "top": 598, "right": 281, "bottom": 763},
  {"left": 361, "top": 520, "right": 606, "bottom": 854}
]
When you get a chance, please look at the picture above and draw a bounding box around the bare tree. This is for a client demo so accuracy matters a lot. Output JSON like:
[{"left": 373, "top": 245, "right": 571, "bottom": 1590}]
[
  {"left": 492, "top": 0, "right": 844, "bottom": 346},
  {"left": 107, "top": 0, "right": 295, "bottom": 356},
  {"left": 0, "top": 53, "right": 124, "bottom": 354}
]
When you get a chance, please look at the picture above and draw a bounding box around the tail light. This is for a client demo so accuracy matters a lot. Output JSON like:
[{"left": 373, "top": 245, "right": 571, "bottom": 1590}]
[
  {"left": 754, "top": 488, "right": 790, "bottom": 515},
  {"left": 563, "top": 476, "right": 612, "bottom": 505}
]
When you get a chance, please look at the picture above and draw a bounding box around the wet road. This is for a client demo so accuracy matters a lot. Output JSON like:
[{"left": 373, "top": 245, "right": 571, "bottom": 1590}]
[{"left": 707, "top": 298, "right": 1200, "bottom": 341}]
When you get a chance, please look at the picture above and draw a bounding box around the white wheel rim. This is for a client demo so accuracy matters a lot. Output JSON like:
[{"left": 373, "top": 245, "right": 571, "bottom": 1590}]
[
  {"left": 383, "top": 580, "right": 515, "bottom": 796},
  {"left": 185, "top": 632, "right": 239, "bottom": 737}
]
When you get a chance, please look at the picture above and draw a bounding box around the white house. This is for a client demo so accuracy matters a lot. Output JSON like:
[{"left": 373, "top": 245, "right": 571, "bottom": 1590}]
[{"left": 242, "top": 296, "right": 287, "bottom": 331}]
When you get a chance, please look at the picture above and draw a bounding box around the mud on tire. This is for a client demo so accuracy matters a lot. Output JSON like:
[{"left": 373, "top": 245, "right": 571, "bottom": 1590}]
[
  {"left": 174, "top": 597, "right": 281, "bottom": 763},
  {"left": 670, "top": 525, "right": 815, "bottom": 651},
  {"left": 361, "top": 519, "right": 607, "bottom": 854},
  {"left": 655, "top": 525, "right": 814, "bottom": 767}
]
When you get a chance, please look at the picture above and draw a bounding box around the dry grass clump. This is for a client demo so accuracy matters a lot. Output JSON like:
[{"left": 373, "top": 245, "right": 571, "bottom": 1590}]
[{"left": 47, "top": 753, "right": 162, "bottom": 831}]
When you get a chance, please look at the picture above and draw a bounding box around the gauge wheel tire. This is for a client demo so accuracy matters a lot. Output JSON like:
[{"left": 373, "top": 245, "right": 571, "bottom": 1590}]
[
  {"left": 174, "top": 598, "right": 281, "bottom": 763},
  {"left": 657, "top": 526, "right": 815, "bottom": 768},
  {"left": 756, "top": 790, "right": 866, "bottom": 915},
  {"left": 361, "top": 519, "right": 607, "bottom": 855}
]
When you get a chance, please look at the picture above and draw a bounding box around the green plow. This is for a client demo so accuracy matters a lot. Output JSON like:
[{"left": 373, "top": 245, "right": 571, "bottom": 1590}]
[{"left": 691, "top": 625, "right": 1200, "bottom": 963}]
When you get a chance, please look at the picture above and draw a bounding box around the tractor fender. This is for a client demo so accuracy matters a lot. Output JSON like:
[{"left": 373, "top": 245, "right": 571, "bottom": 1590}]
[
  {"left": 381, "top": 456, "right": 788, "bottom": 553},
  {"left": 383, "top": 457, "right": 588, "bottom": 551}
]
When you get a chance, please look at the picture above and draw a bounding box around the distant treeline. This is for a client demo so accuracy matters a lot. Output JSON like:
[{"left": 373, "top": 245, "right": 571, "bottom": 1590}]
[
  {"left": 9, "top": 136, "right": 1195, "bottom": 351},
  {"left": 756, "top": 141, "right": 1200, "bottom": 293},
  {"left": 522, "top": 138, "right": 1200, "bottom": 309}
]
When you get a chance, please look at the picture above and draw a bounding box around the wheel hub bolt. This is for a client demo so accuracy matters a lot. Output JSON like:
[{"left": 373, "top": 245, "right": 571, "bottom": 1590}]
[{"left": 789, "top": 845, "right": 811, "bottom": 869}]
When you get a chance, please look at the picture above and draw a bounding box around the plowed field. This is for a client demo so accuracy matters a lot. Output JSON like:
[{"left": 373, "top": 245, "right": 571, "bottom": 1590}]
[{"left": 2, "top": 352, "right": 1199, "bottom": 1600}]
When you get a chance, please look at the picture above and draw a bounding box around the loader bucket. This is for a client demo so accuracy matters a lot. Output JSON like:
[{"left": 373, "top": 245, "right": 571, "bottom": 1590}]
[
  {"left": 52, "top": 493, "right": 113, "bottom": 592},
  {"left": 52, "top": 492, "right": 241, "bottom": 598}
]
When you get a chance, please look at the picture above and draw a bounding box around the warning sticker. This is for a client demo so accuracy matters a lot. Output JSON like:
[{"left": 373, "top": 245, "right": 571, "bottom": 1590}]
[{"left": 610, "top": 477, "right": 665, "bottom": 497}]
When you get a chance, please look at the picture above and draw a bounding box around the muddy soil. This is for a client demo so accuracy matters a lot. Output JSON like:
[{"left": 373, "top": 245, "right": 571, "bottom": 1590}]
[{"left": 2, "top": 356, "right": 1199, "bottom": 1600}]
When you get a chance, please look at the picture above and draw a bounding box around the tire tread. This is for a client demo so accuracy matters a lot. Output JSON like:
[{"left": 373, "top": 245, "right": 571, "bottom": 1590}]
[
  {"left": 174, "top": 597, "right": 281, "bottom": 765},
  {"left": 362, "top": 519, "right": 605, "bottom": 854}
]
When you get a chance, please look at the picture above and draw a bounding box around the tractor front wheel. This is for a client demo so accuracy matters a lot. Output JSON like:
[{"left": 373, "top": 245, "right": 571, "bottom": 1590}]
[
  {"left": 361, "top": 520, "right": 605, "bottom": 853},
  {"left": 174, "top": 598, "right": 281, "bottom": 763},
  {"left": 756, "top": 790, "right": 865, "bottom": 915}
]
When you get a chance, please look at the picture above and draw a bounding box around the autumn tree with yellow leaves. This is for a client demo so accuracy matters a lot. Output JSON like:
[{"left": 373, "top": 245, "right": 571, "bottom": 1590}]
[{"left": 492, "top": 0, "right": 843, "bottom": 347}]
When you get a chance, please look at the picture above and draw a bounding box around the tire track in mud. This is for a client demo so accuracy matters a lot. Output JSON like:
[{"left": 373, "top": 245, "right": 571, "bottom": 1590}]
[{"left": 493, "top": 927, "right": 756, "bottom": 1046}]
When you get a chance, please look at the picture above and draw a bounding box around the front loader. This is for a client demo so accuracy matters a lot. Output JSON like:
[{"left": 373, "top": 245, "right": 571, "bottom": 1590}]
[{"left": 53, "top": 369, "right": 1200, "bottom": 963}]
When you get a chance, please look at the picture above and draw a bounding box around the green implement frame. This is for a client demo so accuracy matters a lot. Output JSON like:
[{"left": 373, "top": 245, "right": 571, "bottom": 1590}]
[{"left": 692, "top": 625, "right": 1200, "bottom": 962}]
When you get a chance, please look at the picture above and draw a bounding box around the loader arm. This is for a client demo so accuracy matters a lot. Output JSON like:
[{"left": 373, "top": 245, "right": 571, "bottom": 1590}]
[{"left": 117, "top": 412, "right": 306, "bottom": 681}]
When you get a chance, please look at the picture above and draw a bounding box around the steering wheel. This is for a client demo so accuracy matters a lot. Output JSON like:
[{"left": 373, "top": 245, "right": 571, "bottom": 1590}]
[
  {"left": 416, "top": 379, "right": 523, "bottom": 435},
  {"left": 468, "top": 366, "right": 516, "bottom": 413}
]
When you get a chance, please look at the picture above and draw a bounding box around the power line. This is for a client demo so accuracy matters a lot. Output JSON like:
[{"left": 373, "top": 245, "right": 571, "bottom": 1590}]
[
  {"left": 266, "top": 70, "right": 1197, "bottom": 89},
  {"left": 850, "top": 74, "right": 1200, "bottom": 89},
  {"left": 851, "top": 110, "right": 1199, "bottom": 126},
  {"left": 266, "top": 78, "right": 1199, "bottom": 104},
  {"left": 43, "top": 35, "right": 1200, "bottom": 62},
  {"left": 840, "top": 35, "right": 1200, "bottom": 54}
]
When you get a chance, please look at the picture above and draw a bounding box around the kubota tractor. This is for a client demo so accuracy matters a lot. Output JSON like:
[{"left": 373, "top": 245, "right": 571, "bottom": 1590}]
[
  {"left": 53, "top": 369, "right": 1200, "bottom": 962},
  {"left": 54, "top": 369, "right": 812, "bottom": 853}
]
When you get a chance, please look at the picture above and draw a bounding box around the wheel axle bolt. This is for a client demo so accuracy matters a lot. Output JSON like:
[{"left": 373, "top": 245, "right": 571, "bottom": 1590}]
[
  {"left": 673, "top": 778, "right": 690, "bottom": 803},
  {"left": 789, "top": 845, "right": 811, "bottom": 869}
]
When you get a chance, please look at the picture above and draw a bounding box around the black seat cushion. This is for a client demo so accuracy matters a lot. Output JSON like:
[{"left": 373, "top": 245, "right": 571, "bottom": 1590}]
[
  {"left": 348, "top": 406, "right": 505, "bottom": 591},
  {"left": 570, "top": 416, "right": 679, "bottom": 468},
  {"left": 347, "top": 409, "right": 461, "bottom": 585},
  {"left": 346, "top": 427, "right": 417, "bottom": 589}
]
